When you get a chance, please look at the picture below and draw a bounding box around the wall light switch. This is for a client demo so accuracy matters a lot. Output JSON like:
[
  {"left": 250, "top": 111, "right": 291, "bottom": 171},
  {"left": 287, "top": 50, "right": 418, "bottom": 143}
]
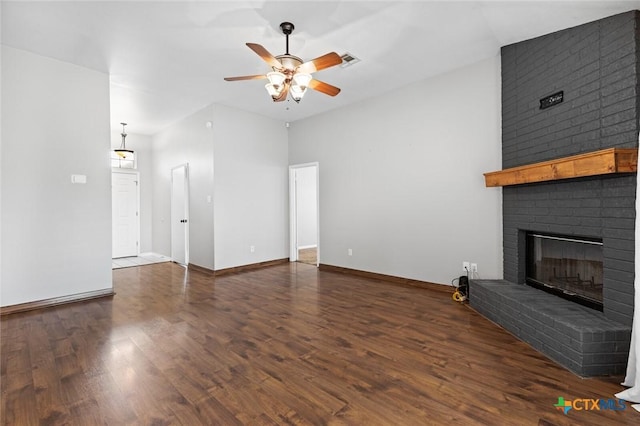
[{"left": 71, "top": 174, "right": 87, "bottom": 184}]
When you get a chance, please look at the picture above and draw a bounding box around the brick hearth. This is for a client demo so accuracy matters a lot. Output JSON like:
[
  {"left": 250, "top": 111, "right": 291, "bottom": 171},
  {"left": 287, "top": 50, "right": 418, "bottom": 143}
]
[{"left": 471, "top": 280, "right": 630, "bottom": 376}]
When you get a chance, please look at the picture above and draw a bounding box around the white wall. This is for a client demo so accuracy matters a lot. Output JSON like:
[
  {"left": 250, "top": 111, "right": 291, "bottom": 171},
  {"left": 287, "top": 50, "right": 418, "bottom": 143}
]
[
  {"left": 151, "top": 105, "right": 215, "bottom": 269},
  {"left": 289, "top": 56, "right": 503, "bottom": 285},
  {"left": 1, "top": 46, "right": 112, "bottom": 306},
  {"left": 151, "top": 103, "right": 288, "bottom": 271},
  {"left": 111, "top": 131, "right": 153, "bottom": 253},
  {"left": 295, "top": 166, "right": 318, "bottom": 248},
  {"left": 212, "top": 104, "right": 289, "bottom": 270}
]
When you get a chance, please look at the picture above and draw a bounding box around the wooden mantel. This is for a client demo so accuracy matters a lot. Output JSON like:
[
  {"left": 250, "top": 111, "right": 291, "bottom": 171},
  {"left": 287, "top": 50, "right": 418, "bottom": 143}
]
[{"left": 484, "top": 148, "right": 638, "bottom": 187}]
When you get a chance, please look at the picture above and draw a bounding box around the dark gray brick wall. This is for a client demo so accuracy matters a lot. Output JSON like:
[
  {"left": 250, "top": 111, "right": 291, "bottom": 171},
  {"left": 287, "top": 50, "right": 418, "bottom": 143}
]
[
  {"left": 501, "top": 11, "right": 639, "bottom": 327},
  {"left": 502, "top": 11, "right": 639, "bottom": 167}
]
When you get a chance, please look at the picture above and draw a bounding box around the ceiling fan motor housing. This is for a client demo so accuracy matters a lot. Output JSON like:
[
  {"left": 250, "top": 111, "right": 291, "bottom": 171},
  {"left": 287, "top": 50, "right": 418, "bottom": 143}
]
[
  {"left": 280, "top": 22, "right": 294, "bottom": 35},
  {"left": 275, "top": 54, "right": 302, "bottom": 73}
]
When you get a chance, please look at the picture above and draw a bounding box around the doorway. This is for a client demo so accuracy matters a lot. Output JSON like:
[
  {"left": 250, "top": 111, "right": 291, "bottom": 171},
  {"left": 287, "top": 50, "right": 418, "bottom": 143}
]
[
  {"left": 112, "top": 171, "right": 139, "bottom": 258},
  {"left": 171, "top": 164, "right": 189, "bottom": 266},
  {"left": 289, "top": 163, "right": 319, "bottom": 266}
]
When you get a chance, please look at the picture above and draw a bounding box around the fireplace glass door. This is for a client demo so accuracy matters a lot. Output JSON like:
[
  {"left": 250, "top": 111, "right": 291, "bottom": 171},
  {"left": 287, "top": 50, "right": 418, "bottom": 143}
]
[{"left": 525, "top": 233, "right": 603, "bottom": 311}]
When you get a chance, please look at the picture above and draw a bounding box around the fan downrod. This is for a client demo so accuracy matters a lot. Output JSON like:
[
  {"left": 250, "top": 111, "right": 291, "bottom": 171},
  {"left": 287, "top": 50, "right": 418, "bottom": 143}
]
[{"left": 280, "top": 22, "right": 295, "bottom": 55}]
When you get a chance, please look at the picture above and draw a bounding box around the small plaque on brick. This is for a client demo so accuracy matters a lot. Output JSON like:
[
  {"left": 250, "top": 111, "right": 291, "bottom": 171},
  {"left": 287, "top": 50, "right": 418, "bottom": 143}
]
[{"left": 539, "top": 91, "right": 563, "bottom": 110}]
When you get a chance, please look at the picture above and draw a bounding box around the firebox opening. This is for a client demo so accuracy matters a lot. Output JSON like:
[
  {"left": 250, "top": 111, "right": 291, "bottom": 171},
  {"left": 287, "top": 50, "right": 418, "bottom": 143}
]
[{"left": 525, "top": 232, "right": 603, "bottom": 311}]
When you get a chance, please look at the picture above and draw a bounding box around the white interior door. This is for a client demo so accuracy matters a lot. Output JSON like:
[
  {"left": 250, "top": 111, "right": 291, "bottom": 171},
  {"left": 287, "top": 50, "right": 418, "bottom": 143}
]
[
  {"left": 171, "top": 164, "right": 189, "bottom": 266},
  {"left": 112, "top": 171, "right": 139, "bottom": 258},
  {"left": 289, "top": 163, "right": 319, "bottom": 265}
]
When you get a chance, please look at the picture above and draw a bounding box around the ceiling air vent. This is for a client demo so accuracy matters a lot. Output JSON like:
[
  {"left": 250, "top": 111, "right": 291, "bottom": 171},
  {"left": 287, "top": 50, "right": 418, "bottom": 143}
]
[{"left": 340, "top": 52, "right": 360, "bottom": 68}]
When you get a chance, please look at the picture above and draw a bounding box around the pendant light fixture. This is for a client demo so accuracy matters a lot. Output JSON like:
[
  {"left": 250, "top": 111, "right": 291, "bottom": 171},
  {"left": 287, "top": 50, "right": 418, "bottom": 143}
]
[
  {"left": 114, "top": 122, "right": 133, "bottom": 158},
  {"left": 111, "top": 122, "right": 135, "bottom": 168}
]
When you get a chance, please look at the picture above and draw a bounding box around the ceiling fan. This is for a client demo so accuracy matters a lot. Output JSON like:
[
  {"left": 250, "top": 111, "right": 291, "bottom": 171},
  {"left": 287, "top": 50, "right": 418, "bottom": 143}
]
[{"left": 224, "top": 22, "right": 342, "bottom": 103}]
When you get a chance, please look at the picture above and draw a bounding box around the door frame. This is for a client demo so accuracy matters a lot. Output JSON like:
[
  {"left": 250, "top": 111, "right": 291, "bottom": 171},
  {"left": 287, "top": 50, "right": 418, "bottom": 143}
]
[
  {"left": 171, "top": 163, "right": 190, "bottom": 266},
  {"left": 111, "top": 169, "right": 140, "bottom": 258},
  {"left": 289, "top": 162, "right": 319, "bottom": 265}
]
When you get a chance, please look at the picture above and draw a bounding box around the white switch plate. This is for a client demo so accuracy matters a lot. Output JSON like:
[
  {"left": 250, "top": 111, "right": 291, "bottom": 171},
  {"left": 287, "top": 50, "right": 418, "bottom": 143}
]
[{"left": 71, "top": 174, "right": 87, "bottom": 184}]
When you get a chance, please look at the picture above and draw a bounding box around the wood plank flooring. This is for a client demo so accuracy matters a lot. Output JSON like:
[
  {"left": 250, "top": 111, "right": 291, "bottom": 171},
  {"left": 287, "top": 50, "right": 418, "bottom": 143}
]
[
  {"left": 1, "top": 261, "right": 637, "bottom": 425},
  {"left": 297, "top": 248, "right": 317, "bottom": 266}
]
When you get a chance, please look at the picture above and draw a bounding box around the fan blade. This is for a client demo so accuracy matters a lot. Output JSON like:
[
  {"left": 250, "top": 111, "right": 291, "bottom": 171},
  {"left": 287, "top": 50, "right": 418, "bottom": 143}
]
[
  {"left": 246, "top": 43, "right": 282, "bottom": 69},
  {"left": 224, "top": 74, "right": 266, "bottom": 81},
  {"left": 297, "top": 52, "right": 342, "bottom": 74},
  {"left": 274, "top": 83, "right": 289, "bottom": 102},
  {"left": 308, "top": 79, "right": 341, "bottom": 97}
]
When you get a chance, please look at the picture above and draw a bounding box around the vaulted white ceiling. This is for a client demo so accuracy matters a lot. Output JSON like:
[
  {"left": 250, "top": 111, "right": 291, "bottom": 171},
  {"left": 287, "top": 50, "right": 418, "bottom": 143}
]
[{"left": 3, "top": 1, "right": 640, "bottom": 135}]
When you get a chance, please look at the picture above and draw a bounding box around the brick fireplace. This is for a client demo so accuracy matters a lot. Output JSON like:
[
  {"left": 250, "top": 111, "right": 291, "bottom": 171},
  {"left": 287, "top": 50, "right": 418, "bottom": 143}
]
[
  {"left": 525, "top": 232, "right": 604, "bottom": 311},
  {"left": 471, "top": 11, "right": 638, "bottom": 376}
]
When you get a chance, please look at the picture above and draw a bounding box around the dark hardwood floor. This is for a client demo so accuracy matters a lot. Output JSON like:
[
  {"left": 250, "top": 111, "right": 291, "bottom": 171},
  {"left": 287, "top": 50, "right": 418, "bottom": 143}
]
[{"left": 1, "top": 262, "right": 637, "bottom": 425}]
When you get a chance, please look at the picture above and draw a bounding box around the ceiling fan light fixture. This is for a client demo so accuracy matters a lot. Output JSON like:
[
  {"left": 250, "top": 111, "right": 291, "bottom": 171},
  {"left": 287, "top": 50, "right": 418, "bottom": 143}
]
[
  {"left": 267, "top": 71, "right": 286, "bottom": 88},
  {"left": 265, "top": 83, "right": 282, "bottom": 98},
  {"left": 225, "top": 22, "right": 343, "bottom": 104},
  {"left": 291, "top": 73, "right": 312, "bottom": 103},
  {"left": 265, "top": 71, "right": 287, "bottom": 99},
  {"left": 292, "top": 73, "right": 312, "bottom": 90},
  {"left": 290, "top": 84, "right": 306, "bottom": 103}
]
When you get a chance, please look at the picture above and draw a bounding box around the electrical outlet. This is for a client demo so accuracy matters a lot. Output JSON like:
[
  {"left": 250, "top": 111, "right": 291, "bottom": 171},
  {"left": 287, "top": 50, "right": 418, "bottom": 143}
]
[
  {"left": 463, "top": 261, "right": 470, "bottom": 272},
  {"left": 250, "top": 245, "right": 255, "bottom": 253},
  {"left": 471, "top": 263, "right": 478, "bottom": 273},
  {"left": 348, "top": 248, "right": 353, "bottom": 256}
]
